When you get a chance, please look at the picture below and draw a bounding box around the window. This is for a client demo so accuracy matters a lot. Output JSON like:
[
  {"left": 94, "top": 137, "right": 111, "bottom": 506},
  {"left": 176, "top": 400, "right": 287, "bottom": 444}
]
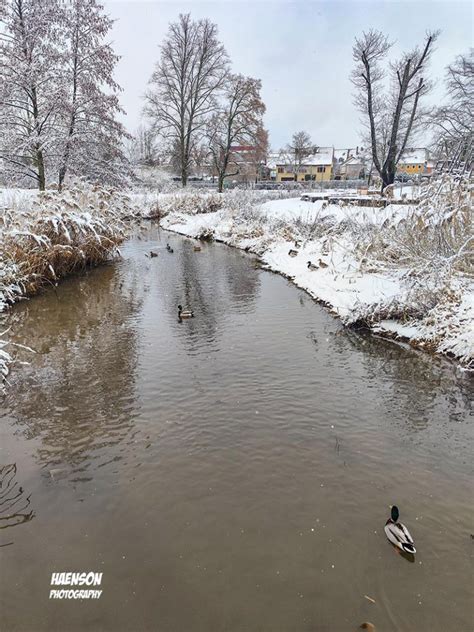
[
  {"left": 317, "top": 166, "right": 325, "bottom": 173},
  {"left": 277, "top": 167, "right": 284, "bottom": 173}
]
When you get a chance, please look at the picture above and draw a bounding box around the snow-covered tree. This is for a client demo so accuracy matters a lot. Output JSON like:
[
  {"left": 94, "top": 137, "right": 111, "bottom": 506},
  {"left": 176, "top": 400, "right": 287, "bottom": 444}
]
[
  {"left": 352, "top": 30, "right": 438, "bottom": 189},
  {"left": 0, "top": 0, "right": 64, "bottom": 189},
  {"left": 207, "top": 74, "right": 265, "bottom": 192},
  {"left": 432, "top": 50, "right": 473, "bottom": 165},
  {"left": 57, "top": 0, "right": 129, "bottom": 189},
  {"left": 0, "top": 0, "right": 129, "bottom": 190},
  {"left": 128, "top": 125, "right": 159, "bottom": 167},
  {"left": 145, "top": 13, "right": 229, "bottom": 187}
]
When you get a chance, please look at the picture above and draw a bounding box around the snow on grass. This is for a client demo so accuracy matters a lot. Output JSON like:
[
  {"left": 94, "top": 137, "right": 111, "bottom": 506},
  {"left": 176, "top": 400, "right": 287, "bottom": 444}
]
[
  {"left": 160, "top": 178, "right": 473, "bottom": 369},
  {"left": 0, "top": 182, "right": 139, "bottom": 386}
]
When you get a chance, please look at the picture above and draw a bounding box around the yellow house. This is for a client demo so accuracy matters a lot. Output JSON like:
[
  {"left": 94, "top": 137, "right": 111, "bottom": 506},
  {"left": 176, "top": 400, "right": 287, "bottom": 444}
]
[
  {"left": 276, "top": 147, "right": 334, "bottom": 182},
  {"left": 397, "top": 148, "right": 429, "bottom": 175}
]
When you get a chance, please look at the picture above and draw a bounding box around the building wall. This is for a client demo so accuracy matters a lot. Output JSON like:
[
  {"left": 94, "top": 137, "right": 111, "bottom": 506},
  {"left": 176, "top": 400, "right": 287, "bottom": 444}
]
[
  {"left": 276, "top": 164, "right": 332, "bottom": 182},
  {"left": 397, "top": 163, "right": 426, "bottom": 174},
  {"left": 340, "top": 163, "right": 365, "bottom": 179}
]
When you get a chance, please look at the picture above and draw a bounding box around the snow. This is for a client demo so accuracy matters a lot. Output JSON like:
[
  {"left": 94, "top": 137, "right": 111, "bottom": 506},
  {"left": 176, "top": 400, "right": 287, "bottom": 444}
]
[
  {"left": 300, "top": 147, "right": 334, "bottom": 166},
  {"left": 0, "top": 188, "right": 38, "bottom": 210},
  {"left": 276, "top": 147, "right": 334, "bottom": 167},
  {"left": 0, "top": 183, "right": 138, "bottom": 386},
  {"left": 399, "top": 148, "right": 428, "bottom": 165},
  {"left": 160, "top": 186, "right": 473, "bottom": 369}
]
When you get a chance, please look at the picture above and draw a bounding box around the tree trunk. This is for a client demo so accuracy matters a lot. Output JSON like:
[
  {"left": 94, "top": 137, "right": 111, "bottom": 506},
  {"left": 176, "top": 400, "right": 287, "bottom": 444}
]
[
  {"left": 218, "top": 173, "right": 224, "bottom": 192},
  {"left": 381, "top": 162, "right": 396, "bottom": 189},
  {"left": 36, "top": 147, "right": 46, "bottom": 191},
  {"left": 181, "top": 166, "right": 188, "bottom": 187},
  {"left": 58, "top": 137, "right": 72, "bottom": 191}
]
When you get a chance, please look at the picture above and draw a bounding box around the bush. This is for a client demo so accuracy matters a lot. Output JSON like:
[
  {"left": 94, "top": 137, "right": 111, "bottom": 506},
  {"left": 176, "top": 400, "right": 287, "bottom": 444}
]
[{"left": 0, "top": 181, "right": 137, "bottom": 310}]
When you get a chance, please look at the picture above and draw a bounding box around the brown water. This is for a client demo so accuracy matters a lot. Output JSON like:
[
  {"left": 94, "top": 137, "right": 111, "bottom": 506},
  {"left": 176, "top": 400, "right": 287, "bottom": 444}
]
[{"left": 0, "top": 226, "right": 473, "bottom": 632}]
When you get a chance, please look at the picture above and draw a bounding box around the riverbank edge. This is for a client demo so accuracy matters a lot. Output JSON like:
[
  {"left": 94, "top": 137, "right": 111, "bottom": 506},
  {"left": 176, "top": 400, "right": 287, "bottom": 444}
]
[{"left": 160, "top": 219, "right": 472, "bottom": 372}]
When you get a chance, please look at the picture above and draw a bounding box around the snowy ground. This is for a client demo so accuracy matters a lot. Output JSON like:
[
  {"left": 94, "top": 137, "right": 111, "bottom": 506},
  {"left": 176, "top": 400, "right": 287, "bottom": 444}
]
[
  {"left": 0, "top": 183, "right": 472, "bottom": 381},
  {"left": 160, "top": 189, "right": 473, "bottom": 370}
]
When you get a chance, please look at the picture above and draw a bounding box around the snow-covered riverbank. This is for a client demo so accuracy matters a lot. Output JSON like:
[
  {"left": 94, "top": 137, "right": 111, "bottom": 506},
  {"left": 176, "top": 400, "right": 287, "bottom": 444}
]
[
  {"left": 160, "top": 183, "right": 473, "bottom": 370},
  {"left": 0, "top": 184, "right": 138, "bottom": 384},
  {"left": 1, "top": 181, "right": 472, "bottom": 384}
]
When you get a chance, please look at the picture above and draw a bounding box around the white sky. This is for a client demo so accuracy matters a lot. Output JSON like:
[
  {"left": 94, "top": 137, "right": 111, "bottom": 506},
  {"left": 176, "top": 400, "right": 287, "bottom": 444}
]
[{"left": 104, "top": 0, "right": 473, "bottom": 149}]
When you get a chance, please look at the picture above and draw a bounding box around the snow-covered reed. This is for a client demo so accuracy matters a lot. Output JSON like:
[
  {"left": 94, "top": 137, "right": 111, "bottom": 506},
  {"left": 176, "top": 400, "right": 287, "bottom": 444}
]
[
  {"left": 151, "top": 188, "right": 299, "bottom": 219},
  {"left": 353, "top": 175, "right": 472, "bottom": 278},
  {"left": 0, "top": 330, "right": 11, "bottom": 390},
  {"left": 0, "top": 182, "right": 138, "bottom": 385},
  {"left": 160, "top": 178, "right": 473, "bottom": 368}
]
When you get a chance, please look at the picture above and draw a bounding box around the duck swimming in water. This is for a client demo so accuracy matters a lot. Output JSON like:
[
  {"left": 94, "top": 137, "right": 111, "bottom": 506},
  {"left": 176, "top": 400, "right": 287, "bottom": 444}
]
[
  {"left": 166, "top": 243, "right": 174, "bottom": 253},
  {"left": 178, "top": 304, "right": 194, "bottom": 319},
  {"left": 384, "top": 505, "right": 416, "bottom": 554}
]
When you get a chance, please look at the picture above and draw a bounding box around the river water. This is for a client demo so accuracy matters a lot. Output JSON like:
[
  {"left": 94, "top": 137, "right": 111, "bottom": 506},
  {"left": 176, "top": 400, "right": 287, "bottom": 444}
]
[{"left": 0, "top": 227, "right": 472, "bottom": 632}]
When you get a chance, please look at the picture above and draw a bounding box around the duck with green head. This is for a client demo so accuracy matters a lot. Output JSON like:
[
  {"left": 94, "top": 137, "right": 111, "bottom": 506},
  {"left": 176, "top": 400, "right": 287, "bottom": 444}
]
[{"left": 384, "top": 505, "right": 416, "bottom": 554}]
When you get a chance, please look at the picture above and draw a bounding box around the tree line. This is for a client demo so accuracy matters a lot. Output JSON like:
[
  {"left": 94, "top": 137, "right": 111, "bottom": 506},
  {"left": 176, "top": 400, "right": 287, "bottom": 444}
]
[
  {"left": 143, "top": 13, "right": 267, "bottom": 192},
  {"left": 1, "top": 1, "right": 471, "bottom": 192},
  {"left": 0, "top": 0, "right": 128, "bottom": 190}
]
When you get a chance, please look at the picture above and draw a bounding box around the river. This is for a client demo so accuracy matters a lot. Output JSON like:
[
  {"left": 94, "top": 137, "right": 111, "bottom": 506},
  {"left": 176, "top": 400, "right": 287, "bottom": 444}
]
[{"left": 0, "top": 226, "right": 472, "bottom": 631}]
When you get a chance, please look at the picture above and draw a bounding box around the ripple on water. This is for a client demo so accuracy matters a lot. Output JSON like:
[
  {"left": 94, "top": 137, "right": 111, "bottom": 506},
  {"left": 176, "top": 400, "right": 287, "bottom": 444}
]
[{"left": 0, "top": 227, "right": 472, "bottom": 632}]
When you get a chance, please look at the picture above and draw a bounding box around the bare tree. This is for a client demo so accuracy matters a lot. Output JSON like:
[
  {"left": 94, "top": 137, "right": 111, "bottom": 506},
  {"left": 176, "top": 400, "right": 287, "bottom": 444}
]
[
  {"left": 190, "top": 142, "right": 210, "bottom": 177},
  {"left": 286, "top": 131, "right": 316, "bottom": 181},
  {"left": 57, "top": 0, "right": 128, "bottom": 190},
  {"left": 352, "top": 30, "right": 439, "bottom": 190},
  {"left": 145, "top": 13, "right": 229, "bottom": 187},
  {"left": 0, "top": 0, "right": 63, "bottom": 190},
  {"left": 128, "top": 125, "right": 159, "bottom": 167},
  {"left": 432, "top": 50, "right": 473, "bottom": 165},
  {"left": 207, "top": 74, "right": 265, "bottom": 192}
]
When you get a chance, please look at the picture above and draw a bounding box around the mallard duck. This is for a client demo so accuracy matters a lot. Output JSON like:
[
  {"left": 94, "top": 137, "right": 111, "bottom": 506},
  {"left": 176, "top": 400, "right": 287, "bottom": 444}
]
[
  {"left": 384, "top": 505, "right": 416, "bottom": 554},
  {"left": 147, "top": 250, "right": 158, "bottom": 258},
  {"left": 178, "top": 304, "right": 194, "bottom": 319},
  {"left": 288, "top": 249, "right": 298, "bottom": 257},
  {"left": 166, "top": 243, "right": 174, "bottom": 253},
  {"left": 307, "top": 261, "right": 318, "bottom": 271},
  {"left": 318, "top": 258, "right": 329, "bottom": 268}
]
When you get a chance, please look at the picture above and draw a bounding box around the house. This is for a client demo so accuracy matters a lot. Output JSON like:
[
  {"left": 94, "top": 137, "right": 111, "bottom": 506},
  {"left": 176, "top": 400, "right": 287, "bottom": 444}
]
[
  {"left": 333, "top": 147, "right": 368, "bottom": 180},
  {"left": 339, "top": 156, "right": 368, "bottom": 180},
  {"left": 264, "top": 151, "right": 283, "bottom": 180},
  {"left": 397, "top": 148, "right": 430, "bottom": 175},
  {"left": 276, "top": 147, "right": 334, "bottom": 182},
  {"left": 215, "top": 145, "right": 261, "bottom": 185}
]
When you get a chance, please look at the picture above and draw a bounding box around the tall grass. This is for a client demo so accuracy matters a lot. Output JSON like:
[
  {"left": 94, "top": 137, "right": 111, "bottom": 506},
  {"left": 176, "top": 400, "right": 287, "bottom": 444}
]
[
  {"left": 0, "top": 182, "right": 138, "bottom": 387},
  {"left": 0, "top": 182, "right": 137, "bottom": 310}
]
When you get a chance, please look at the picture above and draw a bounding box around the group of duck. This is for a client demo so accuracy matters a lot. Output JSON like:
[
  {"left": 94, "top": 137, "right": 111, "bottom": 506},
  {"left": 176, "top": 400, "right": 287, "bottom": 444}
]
[
  {"left": 147, "top": 242, "right": 175, "bottom": 258},
  {"left": 146, "top": 240, "right": 198, "bottom": 320},
  {"left": 287, "top": 241, "right": 329, "bottom": 271},
  {"left": 150, "top": 241, "right": 419, "bottom": 555}
]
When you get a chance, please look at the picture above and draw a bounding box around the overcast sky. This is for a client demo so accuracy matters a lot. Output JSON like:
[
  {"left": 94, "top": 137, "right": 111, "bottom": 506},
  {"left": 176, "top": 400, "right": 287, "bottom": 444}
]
[{"left": 104, "top": 0, "right": 472, "bottom": 149}]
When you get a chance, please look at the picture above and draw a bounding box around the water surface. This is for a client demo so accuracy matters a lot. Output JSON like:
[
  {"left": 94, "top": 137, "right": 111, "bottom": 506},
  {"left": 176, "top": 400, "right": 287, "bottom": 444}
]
[{"left": 1, "top": 226, "right": 472, "bottom": 631}]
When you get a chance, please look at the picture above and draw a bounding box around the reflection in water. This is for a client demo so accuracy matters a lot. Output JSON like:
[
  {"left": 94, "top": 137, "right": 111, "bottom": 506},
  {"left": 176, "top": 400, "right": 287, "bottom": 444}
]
[
  {"left": 0, "top": 227, "right": 472, "bottom": 632},
  {"left": 0, "top": 464, "right": 34, "bottom": 543},
  {"left": 3, "top": 262, "right": 143, "bottom": 477},
  {"left": 391, "top": 545, "right": 416, "bottom": 564},
  {"left": 333, "top": 327, "right": 473, "bottom": 433},
  {"left": 171, "top": 237, "right": 260, "bottom": 353}
]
